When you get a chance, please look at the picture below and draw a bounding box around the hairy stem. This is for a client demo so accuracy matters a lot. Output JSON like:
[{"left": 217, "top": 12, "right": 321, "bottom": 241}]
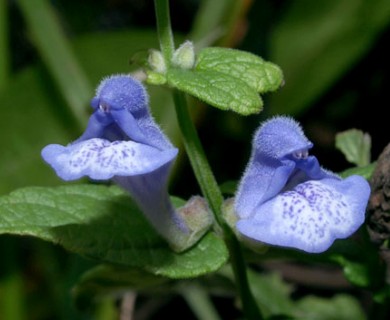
[
  {"left": 172, "top": 91, "right": 263, "bottom": 320},
  {"left": 153, "top": 0, "right": 175, "bottom": 64},
  {"left": 154, "top": 1, "right": 263, "bottom": 319}
]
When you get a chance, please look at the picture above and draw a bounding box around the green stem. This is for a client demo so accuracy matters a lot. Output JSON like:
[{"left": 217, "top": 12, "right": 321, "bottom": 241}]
[
  {"left": 154, "top": 0, "right": 175, "bottom": 64},
  {"left": 0, "top": 0, "right": 9, "bottom": 91},
  {"left": 154, "top": 1, "right": 263, "bottom": 318},
  {"left": 0, "top": 239, "right": 26, "bottom": 320},
  {"left": 173, "top": 91, "right": 263, "bottom": 320},
  {"left": 16, "top": 0, "right": 92, "bottom": 130},
  {"left": 172, "top": 91, "right": 224, "bottom": 225},
  {"left": 181, "top": 283, "right": 221, "bottom": 320}
]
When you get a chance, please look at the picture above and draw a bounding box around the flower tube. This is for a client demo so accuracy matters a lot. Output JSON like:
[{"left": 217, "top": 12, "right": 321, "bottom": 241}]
[{"left": 42, "top": 75, "right": 211, "bottom": 251}]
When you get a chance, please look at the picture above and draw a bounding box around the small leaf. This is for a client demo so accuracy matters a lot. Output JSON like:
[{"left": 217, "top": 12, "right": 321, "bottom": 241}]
[
  {"left": 196, "top": 47, "right": 283, "bottom": 93},
  {"left": 166, "top": 68, "right": 262, "bottom": 115},
  {"left": 339, "top": 162, "right": 376, "bottom": 180},
  {"left": 343, "top": 263, "right": 371, "bottom": 288},
  {"left": 332, "top": 255, "right": 371, "bottom": 287},
  {"left": 335, "top": 129, "right": 371, "bottom": 167},
  {"left": 248, "top": 270, "right": 295, "bottom": 318},
  {"left": 219, "top": 266, "right": 295, "bottom": 318},
  {"left": 0, "top": 185, "right": 228, "bottom": 279},
  {"left": 295, "top": 294, "right": 366, "bottom": 320}
]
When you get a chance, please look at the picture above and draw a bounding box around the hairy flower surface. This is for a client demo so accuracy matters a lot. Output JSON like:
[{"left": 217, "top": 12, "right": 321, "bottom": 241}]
[
  {"left": 234, "top": 116, "right": 370, "bottom": 253},
  {"left": 42, "top": 75, "right": 211, "bottom": 251}
]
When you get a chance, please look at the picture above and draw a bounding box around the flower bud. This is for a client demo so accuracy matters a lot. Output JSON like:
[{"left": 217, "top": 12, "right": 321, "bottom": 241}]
[
  {"left": 148, "top": 49, "right": 166, "bottom": 74},
  {"left": 172, "top": 41, "right": 195, "bottom": 70}
]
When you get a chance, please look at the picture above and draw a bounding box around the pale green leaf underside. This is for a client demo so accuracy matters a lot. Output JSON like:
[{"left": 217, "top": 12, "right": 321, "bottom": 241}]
[
  {"left": 335, "top": 129, "right": 371, "bottom": 167},
  {"left": 167, "top": 68, "right": 263, "bottom": 115},
  {"left": 196, "top": 47, "right": 283, "bottom": 93},
  {"left": 296, "top": 295, "right": 365, "bottom": 320},
  {"left": 339, "top": 162, "right": 376, "bottom": 180},
  {"left": 0, "top": 184, "right": 228, "bottom": 279}
]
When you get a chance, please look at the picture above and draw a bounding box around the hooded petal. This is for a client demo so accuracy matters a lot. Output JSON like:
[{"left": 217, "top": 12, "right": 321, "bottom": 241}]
[
  {"left": 237, "top": 168, "right": 370, "bottom": 253},
  {"left": 235, "top": 157, "right": 295, "bottom": 219},
  {"left": 253, "top": 116, "right": 313, "bottom": 159},
  {"left": 91, "top": 75, "right": 173, "bottom": 151},
  {"left": 235, "top": 117, "right": 316, "bottom": 219},
  {"left": 234, "top": 116, "right": 371, "bottom": 253},
  {"left": 41, "top": 74, "right": 212, "bottom": 251},
  {"left": 41, "top": 138, "right": 178, "bottom": 181}
]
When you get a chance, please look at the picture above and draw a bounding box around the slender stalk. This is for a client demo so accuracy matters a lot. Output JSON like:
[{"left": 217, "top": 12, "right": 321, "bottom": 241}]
[
  {"left": 0, "top": 0, "right": 9, "bottom": 90},
  {"left": 1, "top": 273, "right": 25, "bottom": 320},
  {"left": 181, "top": 283, "right": 221, "bottom": 320},
  {"left": 0, "top": 239, "right": 26, "bottom": 320},
  {"left": 172, "top": 91, "right": 224, "bottom": 225},
  {"left": 153, "top": 0, "right": 175, "bottom": 64},
  {"left": 154, "top": 1, "right": 263, "bottom": 318},
  {"left": 16, "top": 0, "right": 92, "bottom": 129},
  {"left": 173, "top": 92, "right": 263, "bottom": 320}
]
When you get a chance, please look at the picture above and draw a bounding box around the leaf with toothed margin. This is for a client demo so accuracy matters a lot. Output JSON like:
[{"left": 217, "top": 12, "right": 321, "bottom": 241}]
[
  {"left": 166, "top": 68, "right": 263, "bottom": 115},
  {"left": 196, "top": 47, "right": 284, "bottom": 93},
  {"left": 0, "top": 184, "right": 228, "bottom": 279},
  {"left": 164, "top": 47, "right": 285, "bottom": 115},
  {"left": 336, "top": 129, "right": 371, "bottom": 167}
]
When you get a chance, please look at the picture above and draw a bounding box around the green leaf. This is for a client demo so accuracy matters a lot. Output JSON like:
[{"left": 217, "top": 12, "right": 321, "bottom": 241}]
[
  {"left": 72, "top": 264, "right": 169, "bottom": 311},
  {"left": 196, "top": 47, "right": 283, "bottom": 93},
  {"left": 17, "top": 0, "right": 93, "bottom": 128},
  {"left": 339, "top": 162, "right": 376, "bottom": 180},
  {"left": 335, "top": 129, "right": 371, "bottom": 167},
  {"left": 0, "top": 67, "right": 75, "bottom": 195},
  {"left": 331, "top": 255, "right": 371, "bottom": 287},
  {"left": 220, "top": 265, "right": 365, "bottom": 319},
  {"left": 0, "top": 0, "right": 9, "bottom": 91},
  {"left": 166, "top": 68, "right": 263, "bottom": 115},
  {"left": 248, "top": 270, "right": 295, "bottom": 318},
  {"left": 165, "top": 46, "right": 283, "bottom": 114},
  {"left": 0, "top": 185, "right": 228, "bottom": 279},
  {"left": 295, "top": 294, "right": 366, "bottom": 320},
  {"left": 269, "top": 0, "right": 390, "bottom": 115}
]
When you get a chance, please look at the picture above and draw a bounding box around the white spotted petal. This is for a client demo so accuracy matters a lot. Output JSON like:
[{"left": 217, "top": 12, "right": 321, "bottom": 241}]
[
  {"left": 237, "top": 177, "right": 369, "bottom": 253},
  {"left": 42, "top": 138, "right": 178, "bottom": 181}
]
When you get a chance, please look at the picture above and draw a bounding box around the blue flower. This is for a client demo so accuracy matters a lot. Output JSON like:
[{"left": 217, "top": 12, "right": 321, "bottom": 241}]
[
  {"left": 234, "top": 116, "right": 371, "bottom": 253},
  {"left": 42, "top": 74, "right": 211, "bottom": 251}
]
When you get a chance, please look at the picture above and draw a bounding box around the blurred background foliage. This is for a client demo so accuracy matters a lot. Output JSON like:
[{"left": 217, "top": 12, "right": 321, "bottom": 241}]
[{"left": 0, "top": 0, "right": 390, "bottom": 319}]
